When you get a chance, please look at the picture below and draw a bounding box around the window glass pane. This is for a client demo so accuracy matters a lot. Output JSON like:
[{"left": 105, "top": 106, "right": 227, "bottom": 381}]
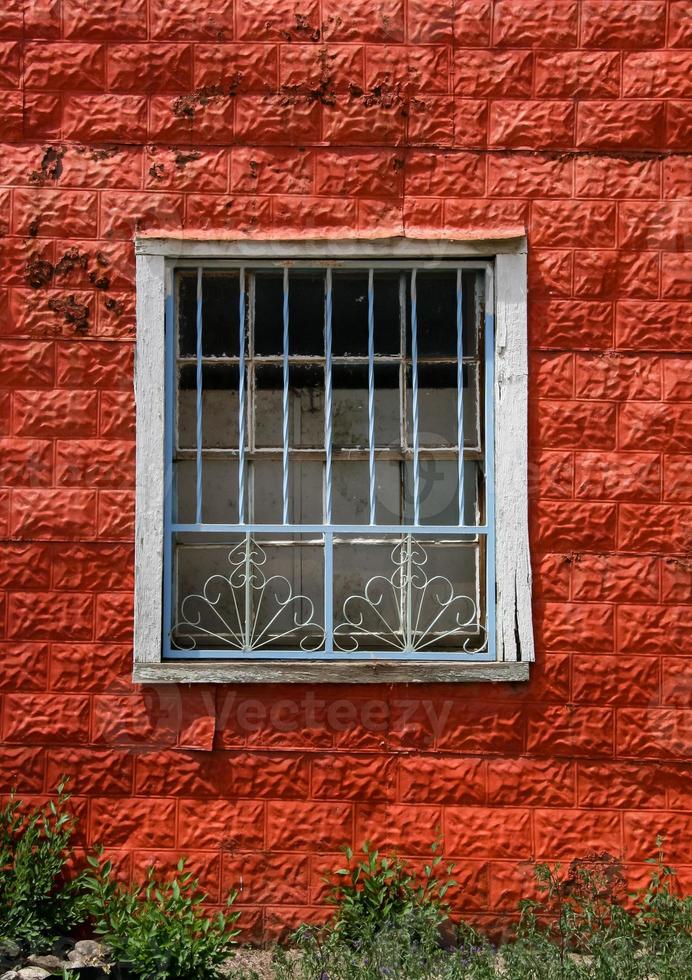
[
  {"left": 331, "top": 460, "right": 401, "bottom": 525},
  {"left": 332, "top": 365, "right": 400, "bottom": 449},
  {"left": 253, "top": 365, "right": 284, "bottom": 448},
  {"left": 332, "top": 537, "right": 482, "bottom": 652},
  {"left": 253, "top": 271, "right": 284, "bottom": 354},
  {"left": 178, "top": 271, "right": 240, "bottom": 358},
  {"left": 402, "top": 459, "right": 481, "bottom": 526},
  {"left": 406, "top": 364, "right": 479, "bottom": 450},
  {"left": 331, "top": 271, "right": 401, "bottom": 356},
  {"left": 177, "top": 365, "right": 240, "bottom": 449},
  {"left": 175, "top": 459, "right": 242, "bottom": 524},
  {"left": 252, "top": 460, "right": 323, "bottom": 524},
  {"left": 172, "top": 534, "right": 324, "bottom": 651},
  {"left": 289, "top": 271, "right": 325, "bottom": 355},
  {"left": 405, "top": 269, "right": 478, "bottom": 358}
]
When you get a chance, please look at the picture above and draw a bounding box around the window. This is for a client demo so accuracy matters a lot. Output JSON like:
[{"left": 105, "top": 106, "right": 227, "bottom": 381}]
[{"left": 134, "top": 239, "right": 533, "bottom": 683}]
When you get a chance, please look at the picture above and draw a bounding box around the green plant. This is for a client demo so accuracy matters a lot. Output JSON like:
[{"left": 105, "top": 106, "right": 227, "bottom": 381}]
[
  {"left": 0, "top": 779, "right": 86, "bottom": 951},
  {"left": 83, "top": 851, "right": 240, "bottom": 980},
  {"left": 326, "top": 840, "right": 456, "bottom": 946}
]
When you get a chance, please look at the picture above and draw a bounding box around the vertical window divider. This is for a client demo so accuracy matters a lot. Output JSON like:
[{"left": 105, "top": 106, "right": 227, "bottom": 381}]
[
  {"left": 195, "top": 266, "right": 203, "bottom": 525},
  {"left": 324, "top": 269, "right": 334, "bottom": 651},
  {"left": 282, "top": 266, "right": 290, "bottom": 525},
  {"left": 456, "top": 268, "right": 465, "bottom": 526},
  {"left": 238, "top": 266, "right": 246, "bottom": 526},
  {"left": 410, "top": 268, "right": 420, "bottom": 527},
  {"left": 367, "top": 268, "right": 376, "bottom": 526}
]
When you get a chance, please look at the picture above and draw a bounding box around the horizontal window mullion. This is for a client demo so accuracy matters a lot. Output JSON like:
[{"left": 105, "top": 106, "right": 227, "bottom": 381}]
[{"left": 171, "top": 523, "right": 490, "bottom": 534}]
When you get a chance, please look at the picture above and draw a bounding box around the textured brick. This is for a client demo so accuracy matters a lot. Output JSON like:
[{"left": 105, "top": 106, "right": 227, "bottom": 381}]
[
  {"left": 150, "top": 0, "right": 234, "bottom": 40},
  {"left": 24, "top": 42, "right": 105, "bottom": 89},
  {"left": 0, "top": 343, "right": 51, "bottom": 389},
  {"left": 312, "top": 755, "right": 396, "bottom": 801},
  {"left": 487, "top": 758, "right": 574, "bottom": 806},
  {"left": 619, "top": 202, "right": 692, "bottom": 252},
  {"left": 435, "top": 703, "right": 524, "bottom": 754},
  {"left": 488, "top": 155, "right": 572, "bottom": 198},
  {"left": 224, "top": 852, "right": 308, "bottom": 906},
  {"left": 534, "top": 553, "right": 571, "bottom": 600},
  {"left": 92, "top": 692, "right": 181, "bottom": 746},
  {"left": 23, "top": 92, "right": 61, "bottom": 138},
  {"left": 572, "top": 655, "right": 660, "bottom": 705},
  {"left": 489, "top": 101, "right": 574, "bottom": 149},
  {"left": 322, "top": 0, "right": 404, "bottom": 42},
  {"left": 527, "top": 704, "right": 614, "bottom": 757},
  {"left": 11, "top": 489, "right": 97, "bottom": 540},
  {"left": 575, "top": 353, "right": 660, "bottom": 401},
  {"left": 56, "top": 342, "right": 132, "bottom": 389},
  {"left": 108, "top": 44, "right": 193, "bottom": 93},
  {"left": 0, "top": 543, "right": 51, "bottom": 589},
  {"left": 618, "top": 504, "right": 692, "bottom": 554},
  {"left": 533, "top": 501, "right": 617, "bottom": 552},
  {"left": 49, "top": 642, "right": 131, "bottom": 692},
  {"left": 47, "top": 748, "right": 133, "bottom": 795},
  {"left": 12, "top": 190, "right": 98, "bottom": 239},
  {"left": 530, "top": 352, "right": 573, "bottom": 397},
  {"left": 3, "top": 693, "right": 91, "bottom": 742},
  {"left": 322, "top": 100, "right": 404, "bottom": 146},
  {"left": 618, "top": 604, "right": 692, "bottom": 657},
  {"left": 98, "top": 490, "right": 135, "bottom": 539},
  {"left": 0, "top": 746, "right": 45, "bottom": 792},
  {"left": 399, "top": 756, "right": 485, "bottom": 805},
  {"left": 618, "top": 709, "right": 692, "bottom": 760},
  {"left": 0, "top": 41, "right": 20, "bottom": 86},
  {"left": 100, "top": 192, "right": 184, "bottom": 240},
  {"left": 534, "top": 51, "right": 620, "bottom": 98},
  {"left": 661, "top": 556, "right": 692, "bottom": 603},
  {"left": 536, "top": 601, "right": 614, "bottom": 652},
  {"left": 0, "top": 641, "right": 48, "bottom": 691},
  {"left": 623, "top": 52, "right": 692, "bottom": 99},
  {"left": 531, "top": 200, "right": 616, "bottom": 248},
  {"left": 64, "top": 95, "right": 148, "bottom": 142},
  {"left": 531, "top": 300, "right": 613, "bottom": 349},
  {"left": 528, "top": 250, "right": 572, "bottom": 297},
  {"left": 13, "top": 389, "right": 98, "bottom": 437},
  {"left": 624, "top": 811, "right": 692, "bottom": 865},
  {"left": 530, "top": 450, "right": 573, "bottom": 499},
  {"left": 452, "top": 99, "right": 488, "bottom": 147},
  {"left": 63, "top": 0, "right": 146, "bottom": 39},
  {"left": 354, "top": 803, "right": 442, "bottom": 854},
  {"left": 572, "top": 554, "right": 659, "bottom": 603},
  {"left": 617, "top": 301, "right": 692, "bottom": 352},
  {"left": 664, "top": 454, "right": 692, "bottom": 502},
  {"left": 91, "top": 797, "right": 176, "bottom": 848},
  {"left": 95, "top": 592, "right": 133, "bottom": 641},
  {"left": 665, "top": 101, "right": 692, "bottom": 149},
  {"left": 446, "top": 807, "right": 532, "bottom": 858},
  {"left": 194, "top": 43, "right": 278, "bottom": 92},
  {"left": 268, "top": 801, "right": 352, "bottom": 851},
  {"left": 575, "top": 157, "right": 660, "bottom": 200},
  {"left": 532, "top": 400, "right": 616, "bottom": 449},
  {"left": 534, "top": 809, "right": 622, "bottom": 859},
  {"left": 55, "top": 439, "right": 134, "bottom": 488},
  {"left": 577, "top": 101, "right": 665, "bottom": 151},
  {"left": 454, "top": 50, "right": 532, "bottom": 97},
  {"left": 0, "top": 438, "right": 52, "bottom": 486},
  {"left": 575, "top": 452, "right": 660, "bottom": 501},
  {"left": 662, "top": 658, "right": 692, "bottom": 708},
  {"left": 669, "top": 1, "right": 692, "bottom": 46},
  {"left": 407, "top": 0, "right": 453, "bottom": 43},
  {"left": 578, "top": 762, "right": 667, "bottom": 809},
  {"left": 574, "top": 251, "right": 659, "bottom": 299},
  {"left": 231, "top": 147, "right": 312, "bottom": 195},
  {"left": 663, "top": 358, "right": 692, "bottom": 400},
  {"left": 662, "top": 254, "right": 692, "bottom": 300},
  {"left": 493, "top": 0, "right": 577, "bottom": 47},
  {"left": 619, "top": 404, "right": 692, "bottom": 452},
  {"left": 581, "top": 2, "right": 667, "bottom": 49}
]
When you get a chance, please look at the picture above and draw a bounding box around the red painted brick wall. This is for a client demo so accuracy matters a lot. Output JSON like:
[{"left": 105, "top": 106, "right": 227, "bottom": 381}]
[{"left": 0, "top": 0, "right": 690, "bottom": 940}]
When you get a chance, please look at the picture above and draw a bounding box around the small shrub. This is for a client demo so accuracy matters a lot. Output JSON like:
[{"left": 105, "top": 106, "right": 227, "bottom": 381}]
[
  {"left": 326, "top": 840, "right": 455, "bottom": 946},
  {"left": 83, "top": 852, "right": 240, "bottom": 980},
  {"left": 0, "top": 780, "right": 86, "bottom": 951}
]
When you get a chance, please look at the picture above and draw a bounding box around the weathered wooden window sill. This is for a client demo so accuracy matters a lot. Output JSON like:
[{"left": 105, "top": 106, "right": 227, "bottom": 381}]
[{"left": 133, "top": 661, "right": 530, "bottom": 684}]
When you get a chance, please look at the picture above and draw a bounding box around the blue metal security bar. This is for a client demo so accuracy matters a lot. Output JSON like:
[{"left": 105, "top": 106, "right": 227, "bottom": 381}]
[{"left": 164, "top": 260, "right": 495, "bottom": 662}]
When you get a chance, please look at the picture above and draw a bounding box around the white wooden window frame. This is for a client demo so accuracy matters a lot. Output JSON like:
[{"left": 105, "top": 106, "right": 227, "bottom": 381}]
[{"left": 133, "top": 236, "right": 533, "bottom": 684}]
